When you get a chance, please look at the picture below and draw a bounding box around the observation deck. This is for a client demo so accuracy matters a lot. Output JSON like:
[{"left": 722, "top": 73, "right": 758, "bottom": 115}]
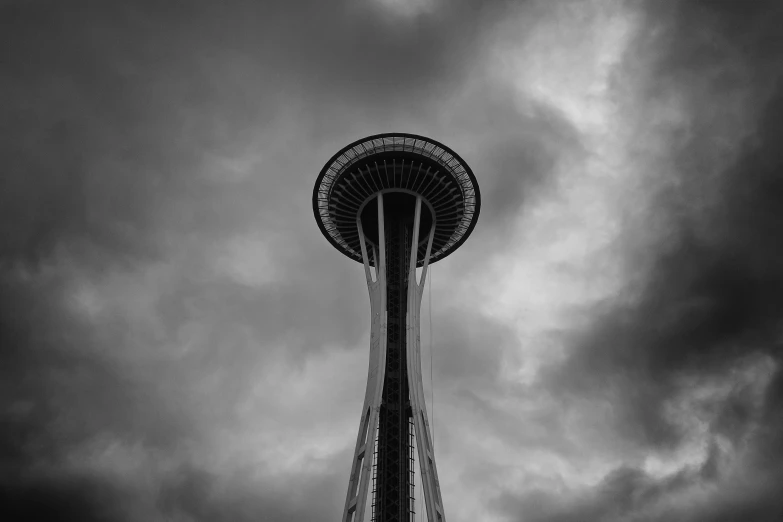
[{"left": 313, "top": 133, "right": 481, "bottom": 266}]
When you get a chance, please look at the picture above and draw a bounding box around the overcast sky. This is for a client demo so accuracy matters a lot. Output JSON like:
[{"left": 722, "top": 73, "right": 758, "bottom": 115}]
[{"left": 2, "top": 0, "right": 783, "bottom": 521}]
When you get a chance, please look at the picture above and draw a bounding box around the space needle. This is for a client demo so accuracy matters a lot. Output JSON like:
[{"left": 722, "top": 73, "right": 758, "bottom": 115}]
[{"left": 313, "top": 133, "right": 481, "bottom": 522}]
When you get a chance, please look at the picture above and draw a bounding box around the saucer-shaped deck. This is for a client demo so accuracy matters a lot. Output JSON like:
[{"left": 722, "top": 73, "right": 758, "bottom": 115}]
[{"left": 313, "top": 133, "right": 481, "bottom": 267}]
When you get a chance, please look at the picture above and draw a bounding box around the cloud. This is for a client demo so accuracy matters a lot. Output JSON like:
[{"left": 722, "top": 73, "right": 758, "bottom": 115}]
[
  {"left": 0, "top": 1, "right": 536, "bottom": 520},
  {"left": 0, "top": 474, "right": 123, "bottom": 522},
  {"left": 492, "top": 1, "right": 783, "bottom": 520},
  {"left": 4, "top": 0, "right": 783, "bottom": 521}
]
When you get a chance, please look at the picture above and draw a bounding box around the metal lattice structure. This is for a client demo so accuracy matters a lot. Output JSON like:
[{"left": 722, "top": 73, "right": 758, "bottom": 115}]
[{"left": 312, "top": 133, "right": 481, "bottom": 522}]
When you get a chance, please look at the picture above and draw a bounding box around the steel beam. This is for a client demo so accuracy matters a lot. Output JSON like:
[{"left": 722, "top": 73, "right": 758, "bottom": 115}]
[
  {"left": 343, "top": 194, "right": 387, "bottom": 522},
  {"left": 407, "top": 199, "right": 445, "bottom": 522}
]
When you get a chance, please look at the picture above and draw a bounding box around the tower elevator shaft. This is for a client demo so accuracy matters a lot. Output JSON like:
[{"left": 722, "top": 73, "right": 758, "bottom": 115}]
[{"left": 375, "top": 209, "right": 413, "bottom": 522}]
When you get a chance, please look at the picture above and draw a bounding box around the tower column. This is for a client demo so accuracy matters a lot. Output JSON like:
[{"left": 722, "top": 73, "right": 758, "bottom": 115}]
[
  {"left": 375, "top": 191, "right": 427, "bottom": 522},
  {"left": 406, "top": 197, "right": 445, "bottom": 522},
  {"left": 343, "top": 193, "right": 387, "bottom": 522}
]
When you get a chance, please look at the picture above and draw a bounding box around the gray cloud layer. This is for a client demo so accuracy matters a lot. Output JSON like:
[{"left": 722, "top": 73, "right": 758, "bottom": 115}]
[
  {"left": 2, "top": 0, "right": 783, "bottom": 521},
  {"left": 518, "top": 1, "right": 783, "bottom": 521}
]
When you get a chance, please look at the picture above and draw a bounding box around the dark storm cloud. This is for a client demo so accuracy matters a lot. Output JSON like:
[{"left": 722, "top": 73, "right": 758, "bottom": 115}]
[
  {"left": 416, "top": 81, "right": 585, "bottom": 283},
  {"left": 433, "top": 307, "right": 512, "bottom": 387},
  {"left": 157, "top": 456, "right": 348, "bottom": 522},
  {"left": 0, "top": 271, "right": 197, "bottom": 464},
  {"left": 549, "top": 0, "right": 783, "bottom": 439},
  {"left": 19, "top": 0, "right": 783, "bottom": 520},
  {"left": 558, "top": 0, "right": 783, "bottom": 442},
  {"left": 462, "top": 86, "right": 583, "bottom": 231},
  {"left": 497, "top": 1, "right": 783, "bottom": 520},
  {"left": 496, "top": 450, "right": 783, "bottom": 522},
  {"left": 0, "top": 473, "right": 123, "bottom": 522},
  {"left": 0, "top": 0, "right": 511, "bottom": 267},
  {"left": 0, "top": 0, "right": 530, "bottom": 520}
]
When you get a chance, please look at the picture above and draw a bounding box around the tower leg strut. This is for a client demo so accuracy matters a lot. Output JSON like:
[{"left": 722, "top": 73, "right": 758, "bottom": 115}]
[
  {"left": 342, "top": 193, "right": 387, "bottom": 522},
  {"left": 406, "top": 197, "right": 446, "bottom": 522}
]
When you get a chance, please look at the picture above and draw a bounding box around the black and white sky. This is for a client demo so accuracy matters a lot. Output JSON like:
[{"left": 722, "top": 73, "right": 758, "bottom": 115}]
[{"left": 2, "top": 0, "right": 783, "bottom": 521}]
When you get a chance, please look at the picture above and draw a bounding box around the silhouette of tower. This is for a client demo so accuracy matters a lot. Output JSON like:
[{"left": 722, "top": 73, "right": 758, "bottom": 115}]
[{"left": 313, "top": 134, "right": 481, "bottom": 522}]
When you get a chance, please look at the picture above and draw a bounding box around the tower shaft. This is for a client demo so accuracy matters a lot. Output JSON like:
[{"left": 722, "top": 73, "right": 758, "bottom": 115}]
[
  {"left": 375, "top": 217, "right": 412, "bottom": 521},
  {"left": 342, "top": 193, "right": 445, "bottom": 522}
]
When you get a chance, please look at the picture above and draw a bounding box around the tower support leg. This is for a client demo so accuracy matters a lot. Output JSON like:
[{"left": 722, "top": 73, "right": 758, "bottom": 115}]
[
  {"left": 407, "top": 196, "right": 446, "bottom": 522},
  {"left": 342, "top": 193, "right": 387, "bottom": 522}
]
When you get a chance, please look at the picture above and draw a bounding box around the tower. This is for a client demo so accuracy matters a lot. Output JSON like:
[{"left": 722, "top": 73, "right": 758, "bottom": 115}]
[{"left": 313, "top": 134, "right": 481, "bottom": 522}]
